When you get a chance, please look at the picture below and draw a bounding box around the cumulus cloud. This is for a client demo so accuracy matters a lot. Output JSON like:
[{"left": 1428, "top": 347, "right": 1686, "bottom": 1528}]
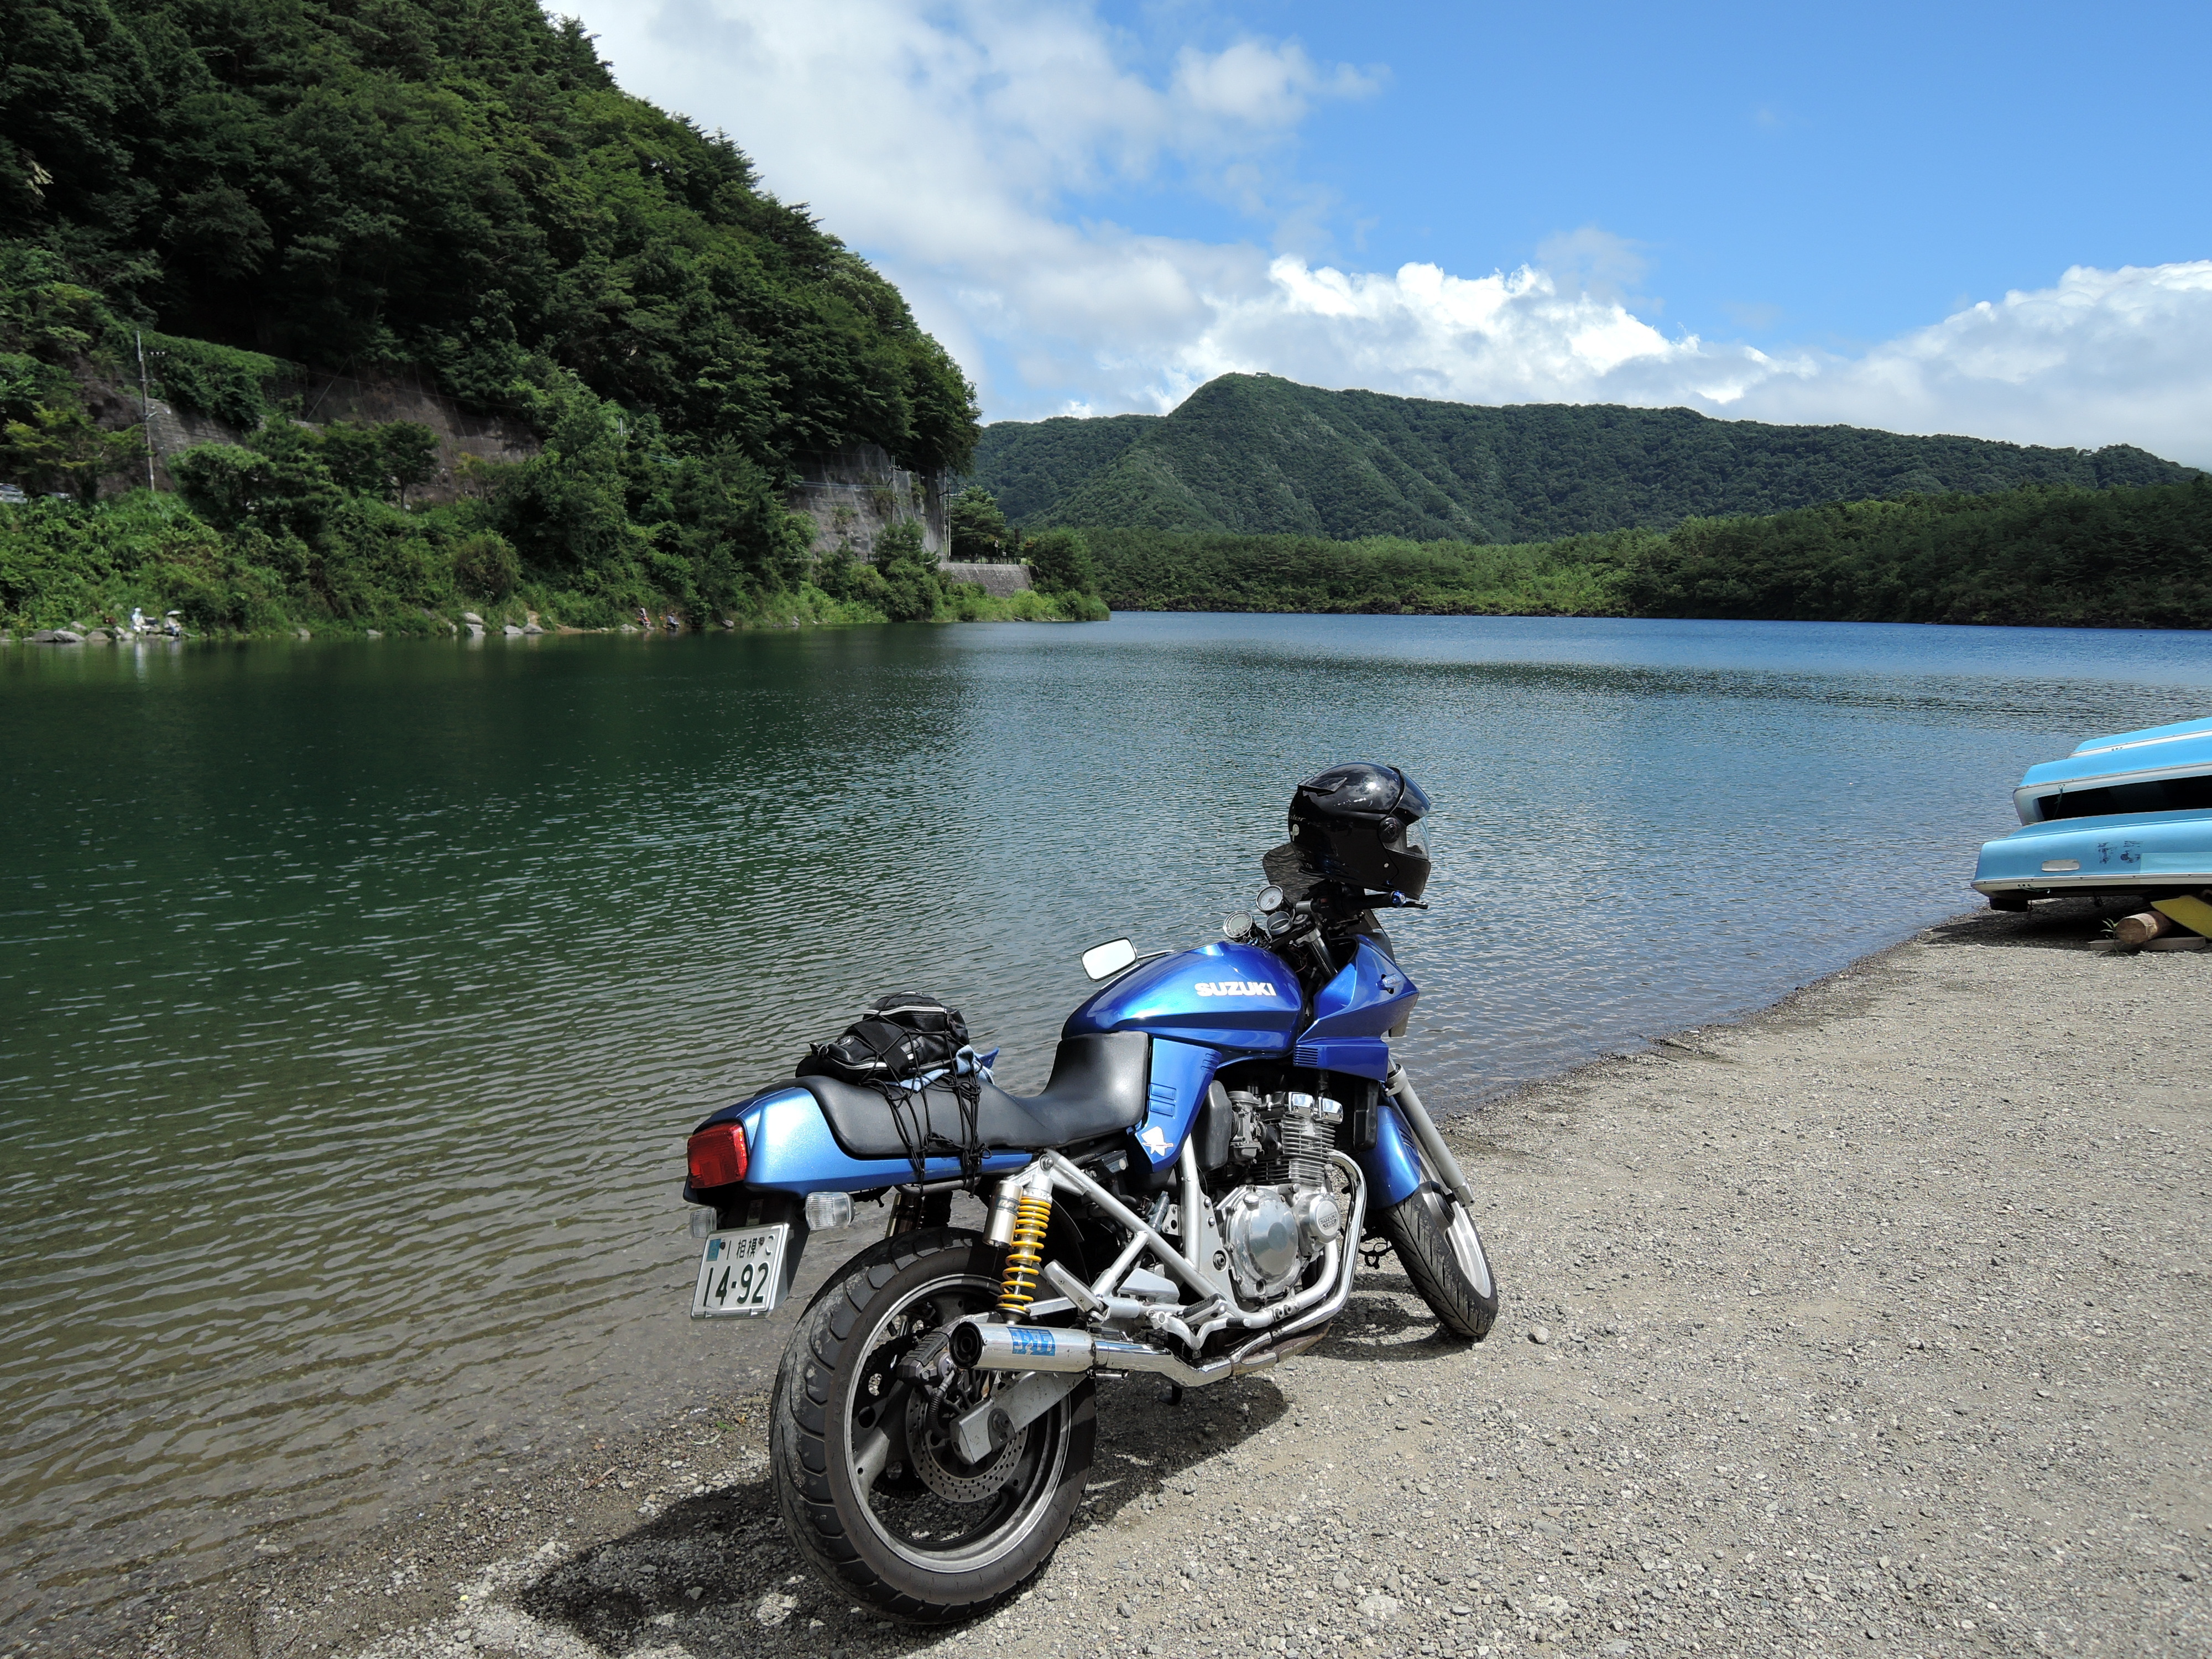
[
  {"left": 1729, "top": 262, "right": 2212, "bottom": 461},
  {"left": 570, "top": 2, "right": 2212, "bottom": 466},
  {"left": 1162, "top": 255, "right": 1791, "bottom": 413}
]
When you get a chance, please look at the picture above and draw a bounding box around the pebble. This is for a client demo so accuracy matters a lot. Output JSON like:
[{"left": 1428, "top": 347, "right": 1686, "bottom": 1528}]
[{"left": 1528, "top": 1324, "right": 1551, "bottom": 1345}]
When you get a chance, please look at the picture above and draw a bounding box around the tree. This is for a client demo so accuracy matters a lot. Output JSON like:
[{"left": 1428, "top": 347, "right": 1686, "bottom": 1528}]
[
  {"left": 320, "top": 422, "right": 440, "bottom": 507},
  {"left": 380, "top": 424, "right": 439, "bottom": 507},
  {"left": 1023, "top": 526, "right": 1097, "bottom": 596},
  {"left": 947, "top": 484, "right": 1010, "bottom": 561},
  {"left": 0, "top": 404, "right": 142, "bottom": 501},
  {"left": 872, "top": 518, "right": 941, "bottom": 621}
]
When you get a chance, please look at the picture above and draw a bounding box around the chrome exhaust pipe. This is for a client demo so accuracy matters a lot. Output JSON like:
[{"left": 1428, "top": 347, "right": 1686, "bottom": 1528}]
[{"left": 949, "top": 1318, "right": 1308, "bottom": 1387}]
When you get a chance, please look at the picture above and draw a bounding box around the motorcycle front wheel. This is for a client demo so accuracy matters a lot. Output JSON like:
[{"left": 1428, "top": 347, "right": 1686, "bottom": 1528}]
[
  {"left": 1376, "top": 1149, "right": 1500, "bottom": 1340},
  {"left": 769, "top": 1228, "right": 1094, "bottom": 1622}
]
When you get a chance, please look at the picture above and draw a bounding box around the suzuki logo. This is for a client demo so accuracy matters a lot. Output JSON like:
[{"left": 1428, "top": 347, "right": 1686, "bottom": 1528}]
[{"left": 1193, "top": 980, "right": 1276, "bottom": 998}]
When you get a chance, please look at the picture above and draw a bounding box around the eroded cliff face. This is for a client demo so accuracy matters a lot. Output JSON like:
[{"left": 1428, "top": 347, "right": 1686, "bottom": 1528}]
[
  {"left": 779, "top": 446, "right": 1030, "bottom": 587},
  {"left": 782, "top": 443, "right": 946, "bottom": 559}
]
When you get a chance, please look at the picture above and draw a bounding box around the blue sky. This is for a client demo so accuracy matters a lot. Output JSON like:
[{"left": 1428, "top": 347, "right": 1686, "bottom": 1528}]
[
  {"left": 572, "top": 1, "right": 2212, "bottom": 461},
  {"left": 1088, "top": 1, "right": 2211, "bottom": 347}
]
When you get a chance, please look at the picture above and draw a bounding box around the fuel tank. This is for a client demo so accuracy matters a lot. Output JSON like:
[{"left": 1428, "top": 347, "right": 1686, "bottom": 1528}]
[{"left": 1062, "top": 940, "right": 1303, "bottom": 1053}]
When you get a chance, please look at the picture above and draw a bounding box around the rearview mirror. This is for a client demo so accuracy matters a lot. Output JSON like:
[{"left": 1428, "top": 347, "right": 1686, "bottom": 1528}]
[{"left": 1080, "top": 938, "right": 1138, "bottom": 980}]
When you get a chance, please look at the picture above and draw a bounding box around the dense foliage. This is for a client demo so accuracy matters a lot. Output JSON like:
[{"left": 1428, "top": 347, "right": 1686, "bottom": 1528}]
[
  {"left": 1087, "top": 478, "right": 2212, "bottom": 629},
  {"left": 4, "top": 0, "right": 977, "bottom": 473},
  {"left": 0, "top": 461, "right": 1105, "bottom": 633},
  {"left": 1620, "top": 478, "right": 2212, "bottom": 628},
  {"left": 0, "top": 0, "right": 1068, "bottom": 632},
  {"left": 1086, "top": 527, "right": 1643, "bottom": 616},
  {"left": 972, "top": 374, "right": 2199, "bottom": 543}
]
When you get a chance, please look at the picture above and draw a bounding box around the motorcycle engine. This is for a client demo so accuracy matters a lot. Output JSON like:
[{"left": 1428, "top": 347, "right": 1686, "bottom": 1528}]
[{"left": 1213, "top": 1090, "right": 1345, "bottom": 1301}]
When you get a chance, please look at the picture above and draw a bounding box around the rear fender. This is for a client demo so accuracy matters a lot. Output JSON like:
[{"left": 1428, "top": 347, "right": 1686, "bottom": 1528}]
[
  {"left": 684, "top": 1084, "right": 1032, "bottom": 1203},
  {"left": 1044, "top": 1198, "right": 1093, "bottom": 1284}
]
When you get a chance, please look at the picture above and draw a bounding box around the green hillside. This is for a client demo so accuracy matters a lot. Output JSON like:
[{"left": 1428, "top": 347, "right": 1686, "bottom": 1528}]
[
  {"left": 968, "top": 373, "right": 2197, "bottom": 542},
  {"left": 1080, "top": 476, "right": 2212, "bottom": 630},
  {"left": 5, "top": 0, "right": 974, "bottom": 472},
  {"left": 0, "top": 0, "right": 1110, "bottom": 634}
]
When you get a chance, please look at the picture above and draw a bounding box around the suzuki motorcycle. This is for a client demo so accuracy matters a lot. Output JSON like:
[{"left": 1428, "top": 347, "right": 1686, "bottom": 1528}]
[{"left": 680, "top": 772, "right": 1497, "bottom": 1622}]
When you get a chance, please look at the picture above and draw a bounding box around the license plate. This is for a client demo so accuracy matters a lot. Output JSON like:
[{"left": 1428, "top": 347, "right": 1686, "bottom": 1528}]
[{"left": 690, "top": 1224, "right": 789, "bottom": 1319}]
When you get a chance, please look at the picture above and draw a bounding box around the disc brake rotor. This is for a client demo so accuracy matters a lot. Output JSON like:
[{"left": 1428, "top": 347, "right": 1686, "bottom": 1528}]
[{"left": 903, "top": 1381, "right": 1027, "bottom": 1505}]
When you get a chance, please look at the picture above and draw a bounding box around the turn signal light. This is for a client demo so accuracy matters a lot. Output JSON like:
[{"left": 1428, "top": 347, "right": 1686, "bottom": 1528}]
[{"left": 687, "top": 1122, "right": 748, "bottom": 1188}]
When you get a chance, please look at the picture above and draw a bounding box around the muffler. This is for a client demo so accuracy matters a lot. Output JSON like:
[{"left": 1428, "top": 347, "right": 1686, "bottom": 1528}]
[{"left": 948, "top": 1317, "right": 1321, "bottom": 1386}]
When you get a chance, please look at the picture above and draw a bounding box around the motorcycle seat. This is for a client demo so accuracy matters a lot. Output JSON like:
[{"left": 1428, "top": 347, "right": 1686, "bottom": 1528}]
[{"left": 796, "top": 1031, "right": 1150, "bottom": 1162}]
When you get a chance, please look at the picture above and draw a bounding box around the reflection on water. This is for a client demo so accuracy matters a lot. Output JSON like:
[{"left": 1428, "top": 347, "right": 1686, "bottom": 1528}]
[{"left": 3, "top": 614, "right": 2208, "bottom": 1640}]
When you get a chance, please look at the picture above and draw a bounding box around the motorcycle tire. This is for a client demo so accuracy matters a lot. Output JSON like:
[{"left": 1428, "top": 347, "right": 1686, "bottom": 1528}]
[
  {"left": 769, "top": 1227, "right": 1094, "bottom": 1623},
  {"left": 1377, "top": 1175, "right": 1500, "bottom": 1341}
]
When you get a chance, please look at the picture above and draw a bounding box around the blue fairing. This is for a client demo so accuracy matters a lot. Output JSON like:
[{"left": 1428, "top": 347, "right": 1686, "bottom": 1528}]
[
  {"left": 698, "top": 926, "right": 1430, "bottom": 1196},
  {"left": 1306, "top": 938, "right": 1417, "bottom": 1039},
  {"left": 1063, "top": 941, "right": 1303, "bottom": 1050},
  {"left": 1356, "top": 1102, "right": 1426, "bottom": 1207}
]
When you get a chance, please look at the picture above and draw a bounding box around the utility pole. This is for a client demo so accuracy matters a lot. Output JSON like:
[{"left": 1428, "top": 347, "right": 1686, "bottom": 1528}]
[{"left": 135, "top": 332, "right": 155, "bottom": 491}]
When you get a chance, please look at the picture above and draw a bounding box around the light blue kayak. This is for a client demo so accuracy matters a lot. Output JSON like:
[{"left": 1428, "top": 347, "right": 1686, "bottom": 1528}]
[{"left": 1974, "top": 715, "right": 2212, "bottom": 903}]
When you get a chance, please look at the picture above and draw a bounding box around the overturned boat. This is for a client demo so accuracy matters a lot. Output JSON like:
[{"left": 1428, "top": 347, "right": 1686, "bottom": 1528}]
[{"left": 1974, "top": 714, "right": 2212, "bottom": 907}]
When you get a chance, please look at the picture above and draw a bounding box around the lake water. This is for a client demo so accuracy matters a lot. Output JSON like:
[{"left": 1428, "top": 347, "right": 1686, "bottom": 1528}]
[{"left": 4, "top": 613, "right": 2210, "bottom": 1641}]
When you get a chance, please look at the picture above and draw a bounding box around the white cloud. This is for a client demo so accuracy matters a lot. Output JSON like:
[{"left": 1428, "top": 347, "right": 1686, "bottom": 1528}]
[
  {"left": 1169, "top": 38, "right": 1380, "bottom": 125},
  {"left": 567, "top": 2, "right": 2212, "bottom": 467},
  {"left": 1728, "top": 262, "right": 2212, "bottom": 461}
]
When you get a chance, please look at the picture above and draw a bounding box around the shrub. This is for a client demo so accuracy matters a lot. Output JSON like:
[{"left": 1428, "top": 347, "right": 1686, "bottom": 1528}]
[{"left": 452, "top": 530, "right": 520, "bottom": 599}]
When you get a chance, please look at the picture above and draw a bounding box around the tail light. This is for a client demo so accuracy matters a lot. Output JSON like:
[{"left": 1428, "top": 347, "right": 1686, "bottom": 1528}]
[{"left": 687, "top": 1122, "right": 748, "bottom": 1188}]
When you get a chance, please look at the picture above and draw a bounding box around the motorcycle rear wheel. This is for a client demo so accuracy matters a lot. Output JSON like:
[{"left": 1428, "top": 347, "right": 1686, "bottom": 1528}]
[
  {"left": 769, "top": 1228, "right": 1094, "bottom": 1622},
  {"left": 1376, "top": 1155, "right": 1500, "bottom": 1340}
]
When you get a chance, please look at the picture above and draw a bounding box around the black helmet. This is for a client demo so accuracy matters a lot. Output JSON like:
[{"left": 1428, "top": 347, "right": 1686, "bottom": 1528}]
[{"left": 1286, "top": 763, "right": 1433, "bottom": 899}]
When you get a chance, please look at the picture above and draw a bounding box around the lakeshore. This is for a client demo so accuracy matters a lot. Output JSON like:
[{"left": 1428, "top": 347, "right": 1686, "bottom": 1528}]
[{"left": 111, "top": 896, "right": 2207, "bottom": 1659}]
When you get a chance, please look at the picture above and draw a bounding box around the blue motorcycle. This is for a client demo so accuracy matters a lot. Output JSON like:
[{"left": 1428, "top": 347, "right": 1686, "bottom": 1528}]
[{"left": 681, "top": 764, "right": 1497, "bottom": 1621}]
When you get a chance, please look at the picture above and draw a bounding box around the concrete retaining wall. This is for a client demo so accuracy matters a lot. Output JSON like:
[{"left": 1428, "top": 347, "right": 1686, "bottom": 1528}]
[{"left": 938, "top": 561, "right": 1032, "bottom": 596}]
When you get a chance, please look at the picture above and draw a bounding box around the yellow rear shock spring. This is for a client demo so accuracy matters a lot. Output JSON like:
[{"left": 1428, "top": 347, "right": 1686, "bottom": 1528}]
[{"left": 997, "top": 1193, "right": 1053, "bottom": 1312}]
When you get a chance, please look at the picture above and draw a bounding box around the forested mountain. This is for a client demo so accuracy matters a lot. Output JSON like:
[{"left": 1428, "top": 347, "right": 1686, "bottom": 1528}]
[
  {"left": 0, "top": 0, "right": 1091, "bottom": 634},
  {"left": 969, "top": 374, "right": 2197, "bottom": 542}
]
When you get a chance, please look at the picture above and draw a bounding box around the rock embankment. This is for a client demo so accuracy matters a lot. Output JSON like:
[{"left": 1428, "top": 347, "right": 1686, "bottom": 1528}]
[{"left": 151, "top": 899, "right": 2208, "bottom": 1659}]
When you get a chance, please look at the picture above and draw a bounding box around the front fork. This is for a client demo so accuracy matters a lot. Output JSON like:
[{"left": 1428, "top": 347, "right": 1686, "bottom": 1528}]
[
  {"left": 1385, "top": 1063, "right": 1480, "bottom": 1214},
  {"left": 1353, "top": 1062, "right": 1477, "bottom": 1215}
]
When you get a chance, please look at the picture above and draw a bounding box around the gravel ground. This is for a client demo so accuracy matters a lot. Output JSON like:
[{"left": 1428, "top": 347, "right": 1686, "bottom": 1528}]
[{"left": 133, "top": 898, "right": 2209, "bottom": 1659}]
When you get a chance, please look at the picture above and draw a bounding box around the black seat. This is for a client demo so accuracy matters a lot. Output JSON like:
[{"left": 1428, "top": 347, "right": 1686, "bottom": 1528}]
[{"left": 796, "top": 1031, "right": 1150, "bottom": 1163}]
